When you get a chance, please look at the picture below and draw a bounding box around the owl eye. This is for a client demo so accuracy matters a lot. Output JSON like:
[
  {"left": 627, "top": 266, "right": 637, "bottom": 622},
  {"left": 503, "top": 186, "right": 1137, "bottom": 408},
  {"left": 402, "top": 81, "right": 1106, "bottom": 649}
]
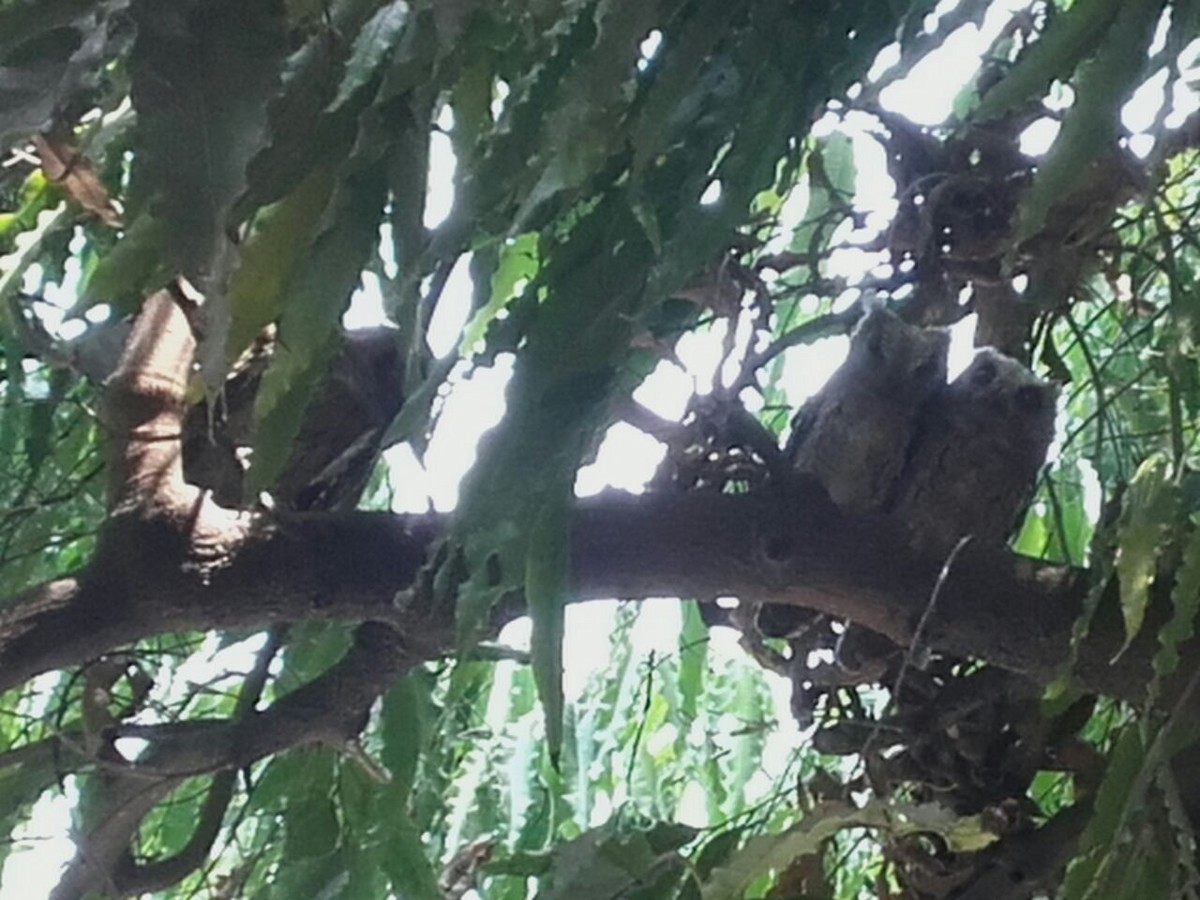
[
  {"left": 1015, "top": 385, "right": 1045, "bottom": 413},
  {"left": 970, "top": 359, "right": 997, "bottom": 387}
]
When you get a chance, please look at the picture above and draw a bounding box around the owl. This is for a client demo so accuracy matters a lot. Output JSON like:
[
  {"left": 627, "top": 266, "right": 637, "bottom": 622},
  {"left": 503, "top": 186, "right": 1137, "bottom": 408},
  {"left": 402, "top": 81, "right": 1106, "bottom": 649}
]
[
  {"left": 890, "top": 347, "right": 1058, "bottom": 557},
  {"left": 785, "top": 305, "right": 950, "bottom": 513}
]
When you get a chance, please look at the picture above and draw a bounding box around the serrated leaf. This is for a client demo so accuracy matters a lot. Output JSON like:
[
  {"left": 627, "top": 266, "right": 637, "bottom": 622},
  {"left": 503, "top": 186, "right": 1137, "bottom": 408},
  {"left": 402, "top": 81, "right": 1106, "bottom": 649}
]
[
  {"left": 128, "top": 0, "right": 287, "bottom": 279},
  {"left": 629, "top": 2, "right": 740, "bottom": 182},
  {"left": 460, "top": 233, "right": 539, "bottom": 354},
  {"left": 513, "top": 0, "right": 660, "bottom": 229},
  {"left": 974, "top": 0, "right": 1125, "bottom": 122},
  {"left": 1155, "top": 764, "right": 1200, "bottom": 899},
  {"left": 1156, "top": 523, "right": 1200, "bottom": 679},
  {"left": 536, "top": 817, "right": 697, "bottom": 900},
  {"left": 225, "top": 166, "right": 335, "bottom": 365},
  {"left": 269, "top": 849, "right": 348, "bottom": 900},
  {"left": 281, "top": 752, "right": 339, "bottom": 861},
  {"left": 1014, "top": 0, "right": 1163, "bottom": 240},
  {"left": 1061, "top": 726, "right": 1146, "bottom": 900},
  {"left": 247, "top": 165, "right": 387, "bottom": 497},
  {"left": 463, "top": 0, "right": 594, "bottom": 228},
  {"left": 234, "top": 0, "right": 382, "bottom": 222},
  {"left": 701, "top": 799, "right": 994, "bottom": 900},
  {"left": 449, "top": 198, "right": 651, "bottom": 648},
  {"left": 1115, "top": 454, "right": 1178, "bottom": 651},
  {"left": 327, "top": 1, "right": 410, "bottom": 113}
]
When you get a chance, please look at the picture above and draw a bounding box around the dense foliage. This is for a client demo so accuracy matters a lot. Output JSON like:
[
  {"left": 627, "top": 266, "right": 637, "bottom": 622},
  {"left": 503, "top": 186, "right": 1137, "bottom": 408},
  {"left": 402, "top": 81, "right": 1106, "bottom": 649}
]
[{"left": 3, "top": 0, "right": 1200, "bottom": 897}]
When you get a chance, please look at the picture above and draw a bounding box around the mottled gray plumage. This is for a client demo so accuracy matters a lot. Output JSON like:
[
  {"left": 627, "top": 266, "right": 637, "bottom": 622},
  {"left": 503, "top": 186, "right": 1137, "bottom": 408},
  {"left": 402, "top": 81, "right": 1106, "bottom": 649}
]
[
  {"left": 786, "top": 306, "right": 950, "bottom": 513},
  {"left": 891, "top": 347, "right": 1058, "bottom": 556}
]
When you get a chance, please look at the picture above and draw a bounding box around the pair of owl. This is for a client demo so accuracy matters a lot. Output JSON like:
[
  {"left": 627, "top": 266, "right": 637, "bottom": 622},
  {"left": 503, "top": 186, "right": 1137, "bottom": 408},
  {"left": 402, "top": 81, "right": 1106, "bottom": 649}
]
[{"left": 784, "top": 304, "right": 1058, "bottom": 557}]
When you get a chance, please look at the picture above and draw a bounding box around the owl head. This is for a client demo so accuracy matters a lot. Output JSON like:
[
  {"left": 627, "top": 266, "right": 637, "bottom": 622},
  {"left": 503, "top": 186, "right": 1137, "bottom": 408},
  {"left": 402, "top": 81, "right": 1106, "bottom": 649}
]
[
  {"left": 847, "top": 306, "right": 950, "bottom": 398},
  {"left": 953, "top": 347, "right": 1058, "bottom": 447}
]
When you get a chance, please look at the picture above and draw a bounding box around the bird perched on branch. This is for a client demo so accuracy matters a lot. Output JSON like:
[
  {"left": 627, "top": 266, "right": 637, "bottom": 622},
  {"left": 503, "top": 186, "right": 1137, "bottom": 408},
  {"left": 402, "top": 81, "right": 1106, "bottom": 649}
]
[
  {"left": 785, "top": 303, "right": 950, "bottom": 513},
  {"left": 891, "top": 347, "right": 1058, "bottom": 556}
]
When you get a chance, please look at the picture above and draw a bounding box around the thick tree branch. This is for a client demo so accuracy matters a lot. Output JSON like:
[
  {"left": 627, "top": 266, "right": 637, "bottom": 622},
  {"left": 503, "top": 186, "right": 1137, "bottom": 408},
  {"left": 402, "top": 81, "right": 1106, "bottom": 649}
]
[
  {"left": 83, "top": 630, "right": 283, "bottom": 897},
  {"left": 0, "top": 486, "right": 1173, "bottom": 708},
  {"left": 51, "top": 622, "right": 419, "bottom": 899}
]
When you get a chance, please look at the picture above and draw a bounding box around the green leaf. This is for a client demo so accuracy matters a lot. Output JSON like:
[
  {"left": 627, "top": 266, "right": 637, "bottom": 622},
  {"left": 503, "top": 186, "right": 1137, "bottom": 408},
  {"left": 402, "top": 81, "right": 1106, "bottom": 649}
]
[
  {"left": 127, "top": 0, "right": 287, "bottom": 283},
  {"left": 0, "top": 170, "right": 53, "bottom": 254},
  {"left": 327, "top": 1, "right": 410, "bottom": 114},
  {"left": 1061, "top": 726, "right": 1146, "bottom": 900},
  {"left": 1115, "top": 454, "right": 1178, "bottom": 651},
  {"left": 276, "top": 622, "right": 354, "bottom": 693},
  {"left": 269, "top": 850, "right": 348, "bottom": 900},
  {"left": 247, "top": 163, "right": 387, "bottom": 497},
  {"left": 380, "top": 804, "right": 442, "bottom": 900},
  {"left": 463, "top": 0, "right": 595, "bottom": 231},
  {"left": 380, "top": 671, "right": 435, "bottom": 805},
  {"left": 1013, "top": 0, "right": 1164, "bottom": 240},
  {"left": 281, "top": 754, "right": 339, "bottom": 861},
  {"left": 701, "top": 800, "right": 994, "bottom": 900},
  {"left": 235, "top": 0, "right": 386, "bottom": 224},
  {"left": 460, "top": 233, "right": 539, "bottom": 354},
  {"left": 75, "top": 212, "right": 169, "bottom": 314},
  {"left": 676, "top": 601, "right": 708, "bottom": 721},
  {"left": 1156, "top": 523, "right": 1200, "bottom": 679},
  {"left": 629, "top": 2, "right": 741, "bottom": 184},
  {"left": 449, "top": 197, "right": 651, "bottom": 646},
  {"left": 535, "top": 816, "right": 697, "bottom": 900},
  {"left": 974, "top": 0, "right": 1125, "bottom": 121},
  {"left": 512, "top": 0, "right": 660, "bottom": 229},
  {"left": 225, "top": 167, "right": 335, "bottom": 365},
  {"left": 526, "top": 492, "right": 570, "bottom": 764}
]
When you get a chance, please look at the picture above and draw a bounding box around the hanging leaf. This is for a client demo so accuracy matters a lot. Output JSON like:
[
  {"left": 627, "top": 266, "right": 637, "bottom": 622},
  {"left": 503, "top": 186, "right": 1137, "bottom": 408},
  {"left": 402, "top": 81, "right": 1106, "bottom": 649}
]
[
  {"left": 974, "top": 0, "right": 1124, "bottom": 122},
  {"left": 1013, "top": 0, "right": 1163, "bottom": 240},
  {"left": 459, "top": 232, "right": 539, "bottom": 354},
  {"left": 1061, "top": 726, "right": 1147, "bottom": 900},
  {"left": 526, "top": 490, "right": 570, "bottom": 764},
  {"left": 1155, "top": 523, "right": 1200, "bottom": 679},
  {"left": 234, "top": 0, "right": 383, "bottom": 222},
  {"left": 326, "top": 1, "right": 410, "bottom": 114},
  {"left": 247, "top": 157, "right": 387, "bottom": 497},
  {"left": 224, "top": 166, "right": 335, "bottom": 366},
  {"left": 127, "top": 0, "right": 287, "bottom": 281},
  {"left": 1115, "top": 454, "right": 1178, "bottom": 651}
]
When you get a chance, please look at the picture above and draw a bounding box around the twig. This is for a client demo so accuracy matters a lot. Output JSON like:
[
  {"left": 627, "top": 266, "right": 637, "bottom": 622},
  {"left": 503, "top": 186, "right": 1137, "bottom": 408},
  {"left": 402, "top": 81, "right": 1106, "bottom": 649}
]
[{"left": 862, "top": 535, "right": 973, "bottom": 759}]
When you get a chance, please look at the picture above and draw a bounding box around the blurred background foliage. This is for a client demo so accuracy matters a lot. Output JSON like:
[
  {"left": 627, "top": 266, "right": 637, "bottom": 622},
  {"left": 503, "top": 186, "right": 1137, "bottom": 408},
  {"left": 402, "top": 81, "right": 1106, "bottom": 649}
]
[{"left": 3, "top": 0, "right": 1200, "bottom": 896}]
